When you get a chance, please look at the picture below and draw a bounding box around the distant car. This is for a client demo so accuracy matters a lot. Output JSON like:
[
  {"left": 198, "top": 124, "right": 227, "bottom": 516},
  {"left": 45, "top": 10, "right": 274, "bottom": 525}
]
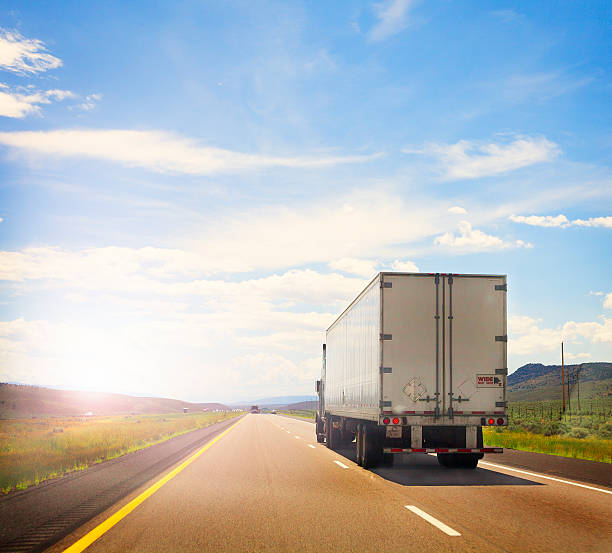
[
  {"left": 271, "top": 410, "right": 277, "bottom": 414},
  {"left": 250, "top": 405, "right": 260, "bottom": 414}
]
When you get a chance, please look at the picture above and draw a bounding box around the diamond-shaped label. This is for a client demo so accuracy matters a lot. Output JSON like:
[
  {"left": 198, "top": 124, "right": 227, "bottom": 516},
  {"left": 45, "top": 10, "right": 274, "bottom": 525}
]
[{"left": 403, "top": 378, "right": 425, "bottom": 401}]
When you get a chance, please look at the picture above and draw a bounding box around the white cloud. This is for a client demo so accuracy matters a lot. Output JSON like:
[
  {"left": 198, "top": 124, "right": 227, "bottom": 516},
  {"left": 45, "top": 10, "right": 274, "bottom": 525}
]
[
  {"left": 0, "top": 85, "right": 75, "bottom": 118},
  {"left": 0, "top": 246, "right": 368, "bottom": 309},
  {"left": 369, "top": 0, "right": 416, "bottom": 42},
  {"left": 572, "top": 216, "right": 612, "bottom": 228},
  {"left": 228, "top": 353, "right": 320, "bottom": 397},
  {"left": 328, "top": 257, "right": 419, "bottom": 277},
  {"left": 329, "top": 258, "right": 378, "bottom": 278},
  {"left": 434, "top": 221, "right": 533, "bottom": 252},
  {"left": 405, "top": 136, "right": 559, "bottom": 180},
  {"left": 78, "top": 93, "right": 102, "bottom": 111},
  {"left": 509, "top": 214, "right": 612, "bottom": 228},
  {"left": 565, "top": 352, "right": 592, "bottom": 360},
  {"left": 604, "top": 293, "right": 612, "bottom": 310},
  {"left": 0, "top": 190, "right": 442, "bottom": 283},
  {"left": 448, "top": 206, "right": 467, "bottom": 214},
  {"left": 0, "top": 29, "right": 62, "bottom": 74},
  {"left": 189, "top": 190, "right": 441, "bottom": 271},
  {"left": 509, "top": 214, "right": 569, "bottom": 227},
  {"left": 390, "top": 259, "right": 419, "bottom": 272},
  {"left": 509, "top": 314, "right": 612, "bottom": 355},
  {"left": 0, "top": 129, "right": 382, "bottom": 175}
]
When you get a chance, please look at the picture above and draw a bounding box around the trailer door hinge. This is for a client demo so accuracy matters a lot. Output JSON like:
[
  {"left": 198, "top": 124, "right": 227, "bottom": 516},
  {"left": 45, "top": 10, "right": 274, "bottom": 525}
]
[
  {"left": 380, "top": 333, "right": 392, "bottom": 340},
  {"left": 381, "top": 367, "right": 392, "bottom": 374},
  {"left": 381, "top": 282, "right": 392, "bottom": 288},
  {"left": 495, "top": 335, "right": 508, "bottom": 342},
  {"left": 495, "top": 284, "right": 507, "bottom": 291},
  {"left": 495, "top": 368, "right": 508, "bottom": 375},
  {"left": 496, "top": 401, "right": 508, "bottom": 408}
]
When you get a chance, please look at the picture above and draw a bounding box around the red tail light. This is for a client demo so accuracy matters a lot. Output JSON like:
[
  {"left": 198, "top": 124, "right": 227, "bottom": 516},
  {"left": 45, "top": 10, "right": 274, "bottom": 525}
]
[
  {"left": 383, "top": 417, "right": 390, "bottom": 424},
  {"left": 497, "top": 418, "right": 504, "bottom": 425},
  {"left": 392, "top": 417, "right": 400, "bottom": 425},
  {"left": 488, "top": 418, "right": 495, "bottom": 425}
]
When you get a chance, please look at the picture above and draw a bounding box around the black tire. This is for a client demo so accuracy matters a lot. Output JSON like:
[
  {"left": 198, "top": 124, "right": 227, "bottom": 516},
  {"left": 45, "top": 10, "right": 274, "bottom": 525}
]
[
  {"left": 382, "top": 453, "right": 394, "bottom": 467},
  {"left": 325, "top": 417, "right": 333, "bottom": 449},
  {"left": 355, "top": 424, "right": 363, "bottom": 466},
  {"left": 437, "top": 453, "right": 454, "bottom": 467},
  {"left": 362, "top": 425, "right": 381, "bottom": 469},
  {"left": 315, "top": 414, "right": 325, "bottom": 443},
  {"left": 456, "top": 454, "right": 479, "bottom": 469}
]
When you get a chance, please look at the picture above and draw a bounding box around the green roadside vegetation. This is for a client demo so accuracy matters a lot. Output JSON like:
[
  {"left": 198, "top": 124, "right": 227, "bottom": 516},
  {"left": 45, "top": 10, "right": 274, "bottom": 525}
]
[
  {"left": 0, "top": 410, "right": 242, "bottom": 494},
  {"left": 278, "top": 409, "right": 316, "bottom": 420},
  {"left": 484, "top": 398, "right": 612, "bottom": 463}
]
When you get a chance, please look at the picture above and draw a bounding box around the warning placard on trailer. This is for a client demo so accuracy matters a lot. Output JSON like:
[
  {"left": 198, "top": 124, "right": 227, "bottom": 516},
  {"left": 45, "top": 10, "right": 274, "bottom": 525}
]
[{"left": 476, "top": 374, "right": 503, "bottom": 387}]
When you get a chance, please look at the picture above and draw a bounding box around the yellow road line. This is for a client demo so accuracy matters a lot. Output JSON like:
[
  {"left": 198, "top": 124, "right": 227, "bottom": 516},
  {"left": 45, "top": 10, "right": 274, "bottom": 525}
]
[{"left": 62, "top": 416, "right": 245, "bottom": 553}]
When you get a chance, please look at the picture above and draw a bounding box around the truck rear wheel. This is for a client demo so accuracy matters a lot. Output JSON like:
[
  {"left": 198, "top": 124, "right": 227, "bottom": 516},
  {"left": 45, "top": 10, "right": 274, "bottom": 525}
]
[
  {"left": 437, "top": 453, "right": 479, "bottom": 469},
  {"left": 437, "top": 453, "right": 454, "bottom": 468},
  {"left": 382, "top": 453, "right": 394, "bottom": 467},
  {"left": 315, "top": 413, "right": 325, "bottom": 443},
  {"left": 456, "top": 454, "right": 479, "bottom": 469},
  {"left": 326, "top": 416, "right": 341, "bottom": 450},
  {"left": 355, "top": 424, "right": 364, "bottom": 466},
  {"left": 361, "top": 425, "right": 381, "bottom": 469},
  {"left": 325, "top": 417, "right": 333, "bottom": 449}
]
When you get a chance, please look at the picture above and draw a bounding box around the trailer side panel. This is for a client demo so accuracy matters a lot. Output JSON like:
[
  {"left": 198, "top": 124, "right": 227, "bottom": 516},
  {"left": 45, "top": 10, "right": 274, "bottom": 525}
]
[{"left": 325, "top": 276, "right": 380, "bottom": 421}]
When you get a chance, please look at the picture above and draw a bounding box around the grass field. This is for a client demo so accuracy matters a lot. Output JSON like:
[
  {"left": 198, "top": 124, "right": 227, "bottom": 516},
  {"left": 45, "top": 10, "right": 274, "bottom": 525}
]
[
  {"left": 0, "top": 411, "right": 241, "bottom": 494},
  {"left": 279, "top": 410, "right": 316, "bottom": 420},
  {"left": 483, "top": 429, "right": 611, "bottom": 463}
]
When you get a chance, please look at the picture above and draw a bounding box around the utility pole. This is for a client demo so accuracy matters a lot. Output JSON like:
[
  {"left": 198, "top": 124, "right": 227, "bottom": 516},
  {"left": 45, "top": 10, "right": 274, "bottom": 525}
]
[
  {"left": 561, "top": 342, "right": 565, "bottom": 413},
  {"left": 577, "top": 369, "right": 580, "bottom": 412}
]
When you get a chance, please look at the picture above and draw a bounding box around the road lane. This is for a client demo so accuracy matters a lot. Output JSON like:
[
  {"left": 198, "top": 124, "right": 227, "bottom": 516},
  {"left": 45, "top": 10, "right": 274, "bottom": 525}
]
[
  {"left": 50, "top": 414, "right": 612, "bottom": 553},
  {"left": 277, "top": 415, "right": 612, "bottom": 553}
]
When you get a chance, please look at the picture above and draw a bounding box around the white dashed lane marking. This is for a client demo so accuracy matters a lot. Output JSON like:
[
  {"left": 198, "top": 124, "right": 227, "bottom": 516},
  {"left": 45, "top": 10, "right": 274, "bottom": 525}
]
[{"left": 405, "top": 506, "right": 461, "bottom": 536}]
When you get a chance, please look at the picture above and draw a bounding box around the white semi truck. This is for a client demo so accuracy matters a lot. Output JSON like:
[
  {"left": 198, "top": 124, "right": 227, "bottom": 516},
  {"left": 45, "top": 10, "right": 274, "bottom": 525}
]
[{"left": 315, "top": 272, "right": 507, "bottom": 469}]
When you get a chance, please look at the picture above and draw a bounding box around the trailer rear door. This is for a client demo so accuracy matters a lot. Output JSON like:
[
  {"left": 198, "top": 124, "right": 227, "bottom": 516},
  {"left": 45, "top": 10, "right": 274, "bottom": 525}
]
[
  {"left": 381, "top": 273, "right": 506, "bottom": 419},
  {"left": 446, "top": 275, "right": 506, "bottom": 415},
  {"left": 381, "top": 274, "right": 440, "bottom": 416}
]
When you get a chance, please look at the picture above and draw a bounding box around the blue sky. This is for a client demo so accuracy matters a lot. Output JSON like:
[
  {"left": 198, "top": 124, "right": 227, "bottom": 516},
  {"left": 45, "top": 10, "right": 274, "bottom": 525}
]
[{"left": 0, "top": 1, "right": 610, "bottom": 402}]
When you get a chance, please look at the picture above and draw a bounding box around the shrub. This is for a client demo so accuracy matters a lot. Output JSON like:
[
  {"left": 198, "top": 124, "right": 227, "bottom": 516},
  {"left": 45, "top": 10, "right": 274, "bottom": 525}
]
[
  {"left": 570, "top": 428, "right": 589, "bottom": 439},
  {"left": 596, "top": 421, "right": 612, "bottom": 439}
]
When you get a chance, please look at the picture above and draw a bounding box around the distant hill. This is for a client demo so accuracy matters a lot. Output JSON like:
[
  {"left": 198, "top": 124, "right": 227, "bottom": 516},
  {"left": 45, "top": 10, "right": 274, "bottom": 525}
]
[
  {"left": 287, "top": 400, "right": 317, "bottom": 410},
  {"left": 232, "top": 395, "right": 317, "bottom": 408},
  {"left": 0, "top": 383, "right": 229, "bottom": 418},
  {"left": 508, "top": 362, "right": 612, "bottom": 402}
]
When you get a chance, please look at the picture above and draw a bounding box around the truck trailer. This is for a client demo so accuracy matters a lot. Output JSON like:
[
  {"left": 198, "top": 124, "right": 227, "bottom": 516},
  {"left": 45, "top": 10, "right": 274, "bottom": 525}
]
[{"left": 315, "top": 272, "right": 507, "bottom": 469}]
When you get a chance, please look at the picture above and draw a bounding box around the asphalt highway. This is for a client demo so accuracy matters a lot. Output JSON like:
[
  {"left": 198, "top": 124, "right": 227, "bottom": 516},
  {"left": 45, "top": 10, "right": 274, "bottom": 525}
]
[{"left": 47, "top": 414, "right": 611, "bottom": 553}]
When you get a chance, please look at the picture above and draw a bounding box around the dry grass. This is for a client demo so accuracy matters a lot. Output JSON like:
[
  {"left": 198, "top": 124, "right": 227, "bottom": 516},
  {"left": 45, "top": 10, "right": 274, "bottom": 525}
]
[
  {"left": 0, "top": 411, "right": 240, "bottom": 493},
  {"left": 483, "top": 429, "right": 612, "bottom": 463},
  {"left": 279, "top": 410, "right": 316, "bottom": 420}
]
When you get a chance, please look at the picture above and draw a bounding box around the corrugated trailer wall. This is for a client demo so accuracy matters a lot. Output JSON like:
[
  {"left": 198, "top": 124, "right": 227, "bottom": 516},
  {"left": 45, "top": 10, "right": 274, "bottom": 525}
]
[{"left": 325, "top": 275, "right": 380, "bottom": 421}]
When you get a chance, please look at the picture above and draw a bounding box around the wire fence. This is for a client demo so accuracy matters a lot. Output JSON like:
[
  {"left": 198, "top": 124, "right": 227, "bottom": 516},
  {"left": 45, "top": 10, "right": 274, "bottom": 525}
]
[{"left": 508, "top": 400, "right": 611, "bottom": 423}]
